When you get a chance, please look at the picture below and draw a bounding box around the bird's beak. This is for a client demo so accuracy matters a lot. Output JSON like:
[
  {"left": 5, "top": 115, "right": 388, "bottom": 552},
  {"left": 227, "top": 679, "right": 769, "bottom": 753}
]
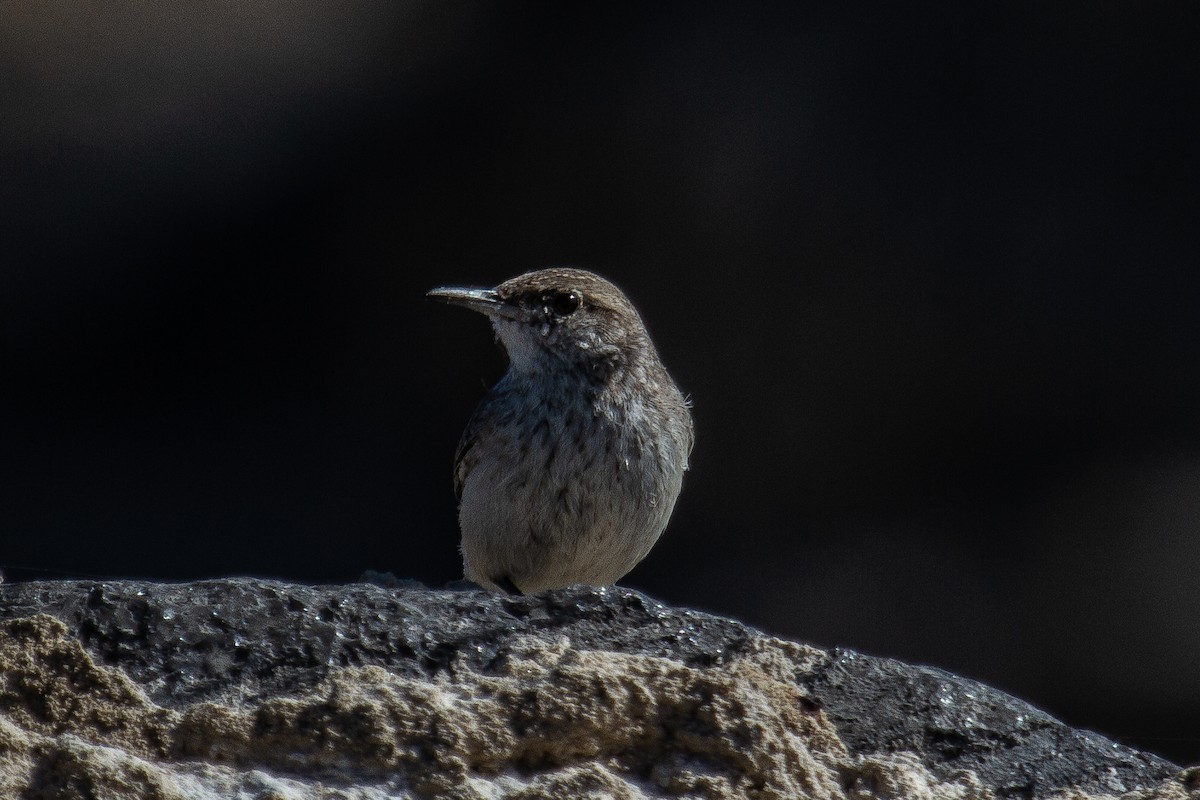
[{"left": 426, "top": 286, "right": 525, "bottom": 321}]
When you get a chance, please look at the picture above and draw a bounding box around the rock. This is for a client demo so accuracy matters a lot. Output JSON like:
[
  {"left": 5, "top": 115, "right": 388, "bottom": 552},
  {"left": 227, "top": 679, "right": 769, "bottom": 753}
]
[{"left": 0, "top": 578, "right": 1193, "bottom": 799}]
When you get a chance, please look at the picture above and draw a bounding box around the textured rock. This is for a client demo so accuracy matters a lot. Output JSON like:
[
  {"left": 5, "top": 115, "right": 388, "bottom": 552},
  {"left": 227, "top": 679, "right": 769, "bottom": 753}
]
[{"left": 0, "top": 578, "right": 1194, "bottom": 800}]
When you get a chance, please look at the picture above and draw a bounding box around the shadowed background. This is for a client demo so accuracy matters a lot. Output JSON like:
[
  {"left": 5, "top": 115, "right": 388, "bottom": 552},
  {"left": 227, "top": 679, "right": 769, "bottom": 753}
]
[{"left": 3, "top": 2, "right": 1198, "bottom": 764}]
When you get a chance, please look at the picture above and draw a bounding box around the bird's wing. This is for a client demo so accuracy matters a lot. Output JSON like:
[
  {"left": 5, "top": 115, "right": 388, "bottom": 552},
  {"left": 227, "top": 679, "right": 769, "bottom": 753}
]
[
  {"left": 452, "top": 399, "right": 497, "bottom": 504},
  {"left": 452, "top": 426, "right": 477, "bottom": 504}
]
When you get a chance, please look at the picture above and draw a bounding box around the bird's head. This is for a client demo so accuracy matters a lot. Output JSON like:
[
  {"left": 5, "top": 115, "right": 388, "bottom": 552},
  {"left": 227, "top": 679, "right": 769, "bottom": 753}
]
[{"left": 429, "top": 268, "right": 653, "bottom": 379}]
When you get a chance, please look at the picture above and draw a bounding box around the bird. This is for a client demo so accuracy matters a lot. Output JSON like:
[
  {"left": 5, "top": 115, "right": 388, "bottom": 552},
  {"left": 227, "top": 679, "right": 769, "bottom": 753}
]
[{"left": 428, "top": 267, "right": 694, "bottom": 594}]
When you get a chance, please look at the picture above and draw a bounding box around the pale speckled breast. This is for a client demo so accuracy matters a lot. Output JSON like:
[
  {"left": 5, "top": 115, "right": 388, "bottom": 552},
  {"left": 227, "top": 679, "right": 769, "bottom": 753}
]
[{"left": 458, "top": 376, "right": 688, "bottom": 593}]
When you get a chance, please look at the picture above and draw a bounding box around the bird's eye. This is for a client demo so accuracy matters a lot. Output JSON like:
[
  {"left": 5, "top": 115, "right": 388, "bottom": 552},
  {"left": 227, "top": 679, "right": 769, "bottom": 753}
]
[{"left": 547, "top": 291, "right": 581, "bottom": 317}]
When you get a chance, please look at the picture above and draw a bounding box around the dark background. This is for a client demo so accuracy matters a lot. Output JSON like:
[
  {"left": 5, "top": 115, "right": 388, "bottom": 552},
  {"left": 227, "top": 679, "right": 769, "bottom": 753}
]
[{"left": 3, "top": 2, "right": 1198, "bottom": 765}]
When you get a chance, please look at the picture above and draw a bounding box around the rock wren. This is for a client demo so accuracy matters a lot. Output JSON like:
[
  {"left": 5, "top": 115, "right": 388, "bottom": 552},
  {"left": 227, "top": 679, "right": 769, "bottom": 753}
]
[{"left": 428, "top": 268, "right": 694, "bottom": 594}]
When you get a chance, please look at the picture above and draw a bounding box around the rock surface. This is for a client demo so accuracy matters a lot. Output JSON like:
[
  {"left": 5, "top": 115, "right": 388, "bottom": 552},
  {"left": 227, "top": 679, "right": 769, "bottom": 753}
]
[{"left": 0, "top": 578, "right": 1193, "bottom": 800}]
